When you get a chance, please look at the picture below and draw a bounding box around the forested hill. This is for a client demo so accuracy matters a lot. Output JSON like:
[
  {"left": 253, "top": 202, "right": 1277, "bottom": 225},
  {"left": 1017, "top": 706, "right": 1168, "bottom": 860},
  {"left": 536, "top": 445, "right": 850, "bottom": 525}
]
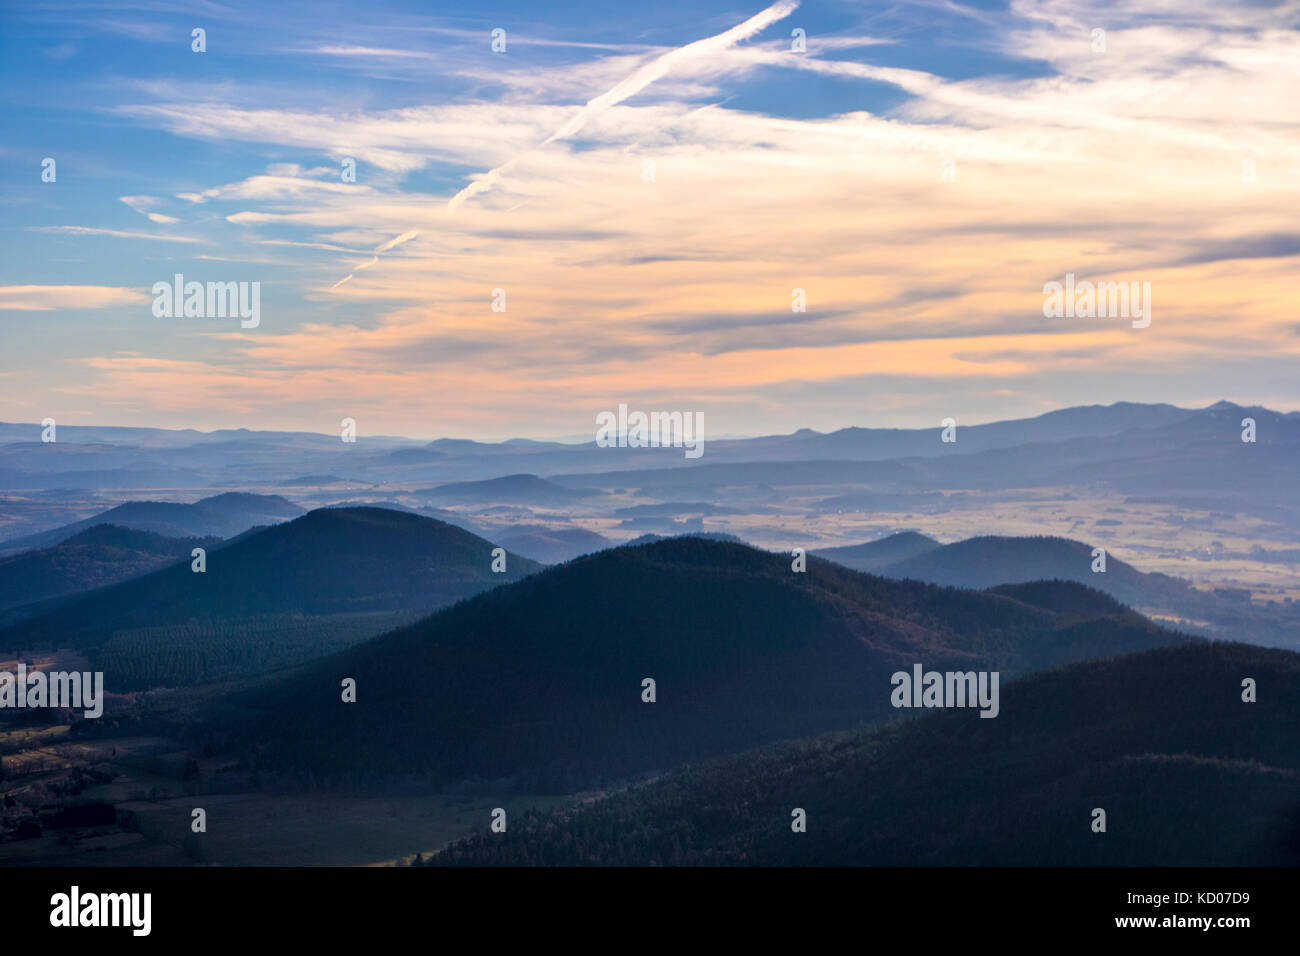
[
  {"left": 429, "top": 641, "right": 1300, "bottom": 866},
  {"left": 0, "top": 524, "right": 220, "bottom": 617},
  {"left": 0, "top": 506, "right": 541, "bottom": 649},
  {"left": 205, "top": 536, "right": 1192, "bottom": 790}
]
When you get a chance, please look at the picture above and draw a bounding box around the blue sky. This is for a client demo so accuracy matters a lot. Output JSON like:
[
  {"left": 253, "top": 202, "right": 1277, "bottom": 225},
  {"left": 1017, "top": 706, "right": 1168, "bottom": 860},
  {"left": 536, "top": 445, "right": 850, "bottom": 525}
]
[{"left": 1, "top": 0, "right": 1298, "bottom": 439}]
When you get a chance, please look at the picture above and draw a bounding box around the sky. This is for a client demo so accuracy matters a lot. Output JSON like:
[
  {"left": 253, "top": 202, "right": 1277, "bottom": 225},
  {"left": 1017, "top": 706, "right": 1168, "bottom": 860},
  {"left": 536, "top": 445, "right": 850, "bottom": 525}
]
[{"left": 1, "top": 0, "right": 1298, "bottom": 441}]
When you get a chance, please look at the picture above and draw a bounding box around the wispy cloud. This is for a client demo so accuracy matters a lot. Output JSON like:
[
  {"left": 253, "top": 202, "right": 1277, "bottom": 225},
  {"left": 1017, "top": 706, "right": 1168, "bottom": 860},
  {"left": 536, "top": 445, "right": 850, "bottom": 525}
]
[
  {"left": 364, "top": 0, "right": 802, "bottom": 280},
  {"left": 8, "top": 0, "right": 1300, "bottom": 433},
  {"left": 0, "top": 285, "right": 149, "bottom": 311},
  {"left": 30, "top": 226, "right": 204, "bottom": 244},
  {"left": 308, "top": 44, "right": 438, "bottom": 60},
  {"left": 119, "top": 195, "right": 180, "bottom": 224}
]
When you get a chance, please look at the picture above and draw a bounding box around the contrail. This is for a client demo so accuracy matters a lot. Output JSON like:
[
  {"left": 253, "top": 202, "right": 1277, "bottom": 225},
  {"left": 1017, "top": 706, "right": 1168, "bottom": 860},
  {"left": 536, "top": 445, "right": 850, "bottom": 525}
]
[
  {"left": 333, "top": 0, "right": 799, "bottom": 286},
  {"left": 542, "top": 0, "right": 798, "bottom": 145},
  {"left": 330, "top": 228, "right": 420, "bottom": 289}
]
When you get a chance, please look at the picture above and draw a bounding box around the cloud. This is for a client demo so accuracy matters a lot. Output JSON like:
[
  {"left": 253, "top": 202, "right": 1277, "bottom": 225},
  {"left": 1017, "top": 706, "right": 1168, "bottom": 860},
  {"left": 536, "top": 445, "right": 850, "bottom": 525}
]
[
  {"left": 543, "top": 0, "right": 800, "bottom": 144},
  {"left": 31, "top": 226, "right": 203, "bottom": 244},
  {"left": 1175, "top": 233, "right": 1300, "bottom": 266},
  {"left": 0, "top": 286, "right": 149, "bottom": 311},
  {"left": 120, "top": 195, "right": 180, "bottom": 224},
  {"left": 308, "top": 44, "right": 437, "bottom": 60},
  {"left": 27, "top": 0, "right": 1300, "bottom": 434},
  {"left": 331, "top": 229, "right": 421, "bottom": 288},
  {"left": 402, "top": 1, "right": 799, "bottom": 277}
]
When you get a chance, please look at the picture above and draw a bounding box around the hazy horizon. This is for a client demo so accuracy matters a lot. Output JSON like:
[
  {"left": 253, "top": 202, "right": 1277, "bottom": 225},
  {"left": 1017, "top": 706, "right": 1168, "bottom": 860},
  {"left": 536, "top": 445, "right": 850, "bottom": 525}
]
[{"left": 0, "top": 395, "right": 1286, "bottom": 445}]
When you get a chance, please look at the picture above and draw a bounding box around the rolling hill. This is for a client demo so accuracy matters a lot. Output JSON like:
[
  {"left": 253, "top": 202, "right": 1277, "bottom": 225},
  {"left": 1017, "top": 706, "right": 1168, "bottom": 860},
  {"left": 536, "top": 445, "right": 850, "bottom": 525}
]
[
  {"left": 204, "top": 537, "right": 1192, "bottom": 790},
  {"left": 0, "top": 507, "right": 543, "bottom": 654},
  {"left": 0, "top": 524, "right": 220, "bottom": 618},
  {"left": 876, "top": 535, "right": 1187, "bottom": 606},
  {"left": 430, "top": 640, "right": 1300, "bottom": 866},
  {"left": 809, "top": 533, "right": 1300, "bottom": 650},
  {"left": 811, "top": 531, "right": 941, "bottom": 573},
  {"left": 0, "top": 492, "right": 304, "bottom": 554}
]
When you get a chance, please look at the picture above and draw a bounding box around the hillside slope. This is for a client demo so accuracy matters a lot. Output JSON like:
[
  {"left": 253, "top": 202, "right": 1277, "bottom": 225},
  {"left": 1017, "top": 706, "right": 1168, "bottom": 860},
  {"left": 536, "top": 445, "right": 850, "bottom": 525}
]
[
  {"left": 432, "top": 641, "right": 1300, "bottom": 866},
  {"left": 0, "top": 524, "right": 220, "bottom": 616},
  {"left": 811, "top": 531, "right": 941, "bottom": 573},
  {"left": 207, "top": 537, "right": 1192, "bottom": 789},
  {"left": 879, "top": 535, "right": 1187, "bottom": 606},
  {"left": 0, "top": 507, "right": 542, "bottom": 651}
]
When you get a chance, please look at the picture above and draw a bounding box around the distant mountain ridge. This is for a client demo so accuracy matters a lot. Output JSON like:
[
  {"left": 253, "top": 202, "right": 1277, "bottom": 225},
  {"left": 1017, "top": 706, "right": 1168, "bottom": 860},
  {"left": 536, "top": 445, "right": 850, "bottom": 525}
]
[
  {"left": 3, "top": 400, "right": 1289, "bottom": 487},
  {"left": 0, "top": 492, "right": 304, "bottom": 553},
  {"left": 813, "top": 532, "right": 1300, "bottom": 650},
  {"left": 811, "top": 531, "right": 941, "bottom": 572},
  {"left": 877, "top": 535, "right": 1177, "bottom": 606}
]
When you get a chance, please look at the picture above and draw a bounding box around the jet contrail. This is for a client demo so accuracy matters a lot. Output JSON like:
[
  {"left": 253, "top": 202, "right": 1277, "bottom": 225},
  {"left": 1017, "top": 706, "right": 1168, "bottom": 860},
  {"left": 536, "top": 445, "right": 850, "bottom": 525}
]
[
  {"left": 333, "top": 0, "right": 800, "bottom": 286},
  {"left": 330, "top": 228, "right": 421, "bottom": 288},
  {"left": 543, "top": 0, "right": 798, "bottom": 145}
]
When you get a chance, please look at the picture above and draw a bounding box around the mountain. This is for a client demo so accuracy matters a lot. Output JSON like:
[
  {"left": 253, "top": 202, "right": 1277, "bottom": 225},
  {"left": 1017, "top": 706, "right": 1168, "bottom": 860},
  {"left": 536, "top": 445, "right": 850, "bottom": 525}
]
[
  {"left": 877, "top": 535, "right": 1186, "bottom": 606},
  {"left": 542, "top": 400, "right": 1300, "bottom": 523},
  {"left": 430, "top": 641, "right": 1300, "bottom": 866},
  {"left": 205, "top": 537, "right": 1191, "bottom": 790},
  {"left": 318, "top": 499, "right": 491, "bottom": 537},
  {"left": 493, "top": 525, "right": 613, "bottom": 564},
  {"left": 692, "top": 400, "right": 1201, "bottom": 464},
  {"left": 3, "top": 401, "right": 1295, "bottom": 492},
  {"left": 0, "top": 507, "right": 543, "bottom": 652},
  {"left": 417, "top": 474, "right": 602, "bottom": 505},
  {"left": 811, "top": 531, "right": 941, "bottom": 572},
  {"left": 864, "top": 534, "right": 1300, "bottom": 650},
  {"left": 621, "top": 531, "right": 748, "bottom": 547},
  {"left": 984, "top": 579, "right": 1133, "bottom": 619},
  {"left": 0, "top": 524, "right": 221, "bottom": 616},
  {"left": 0, "top": 493, "right": 304, "bottom": 554}
]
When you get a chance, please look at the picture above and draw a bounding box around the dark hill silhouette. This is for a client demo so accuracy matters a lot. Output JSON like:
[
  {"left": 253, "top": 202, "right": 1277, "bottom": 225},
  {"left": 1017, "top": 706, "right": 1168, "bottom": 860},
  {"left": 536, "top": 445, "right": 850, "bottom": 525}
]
[
  {"left": 0, "top": 507, "right": 541, "bottom": 650},
  {"left": 622, "top": 531, "right": 748, "bottom": 547},
  {"left": 811, "top": 531, "right": 941, "bottom": 572},
  {"left": 208, "top": 537, "right": 1191, "bottom": 789},
  {"left": 0, "top": 524, "right": 221, "bottom": 617},
  {"left": 986, "top": 579, "right": 1132, "bottom": 619},
  {"left": 431, "top": 641, "right": 1300, "bottom": 866},
  {"left": 856, "top": 534, "right": 1300, "bottom": 650},
  {"left": 878, "top": 535, "right": 1187, "bottom": 607}
]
